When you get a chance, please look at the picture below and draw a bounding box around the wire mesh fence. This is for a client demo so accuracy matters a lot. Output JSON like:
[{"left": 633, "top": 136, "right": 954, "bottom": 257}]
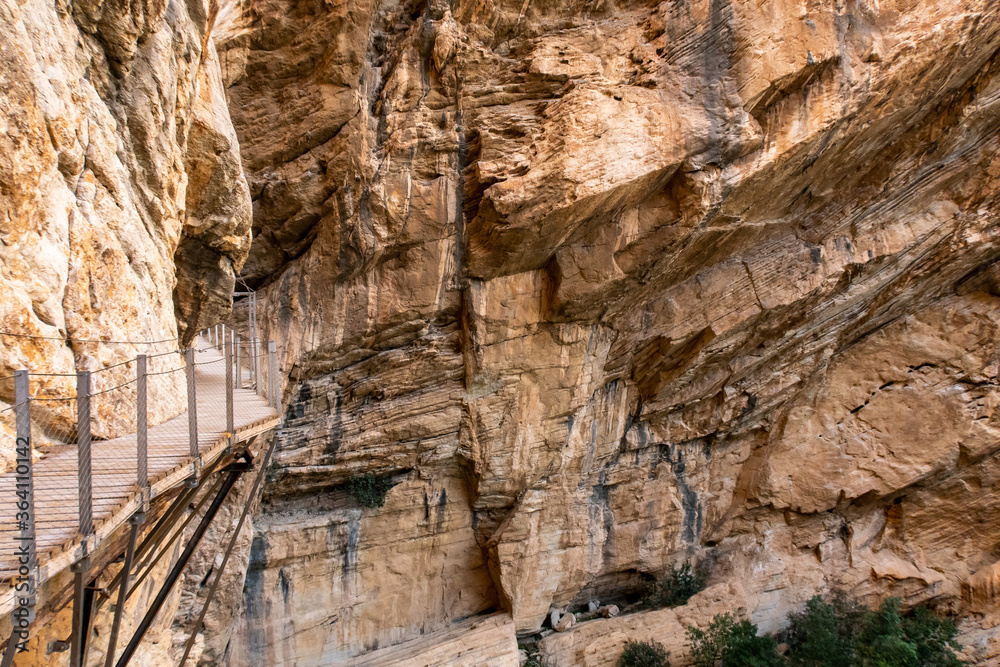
[{"left": 0, "top": 327, "right": 282, "bottom": 586}]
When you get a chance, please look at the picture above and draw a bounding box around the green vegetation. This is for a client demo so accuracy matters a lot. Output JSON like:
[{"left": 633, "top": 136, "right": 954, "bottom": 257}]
[
  {"left": 784, "top": 592, "right": 863, "bottom": 667},
  {"left": 345, "top": 473, "right": 394, "bottom": 508},
  {"left": 646, "top": 563, "right": 706, "bottom": 609},
  {"left": 788, "top": 595, "right": 964, "bottom": 667},
  {"left": 687, "top": 613, "right": 784, "bottom": 667},
  {"left": 683, "top": 594, "right": 964, "bottom": 667},
  {"left": 618, "top": 640, "right": 669, "bottom": 667}
]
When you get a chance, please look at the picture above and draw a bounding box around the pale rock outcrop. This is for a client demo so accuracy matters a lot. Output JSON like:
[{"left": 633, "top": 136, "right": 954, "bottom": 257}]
[
  {"left": 0, "top": 0, "right": 251, "bottom": 464},
  {"left": 348, "top": 613, "right": 519, "bottom": 667}
]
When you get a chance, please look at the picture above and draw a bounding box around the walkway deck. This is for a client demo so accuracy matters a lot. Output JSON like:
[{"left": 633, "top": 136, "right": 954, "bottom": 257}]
[{"left": 0, "top": 340, "right": 280, "bottom": 616}]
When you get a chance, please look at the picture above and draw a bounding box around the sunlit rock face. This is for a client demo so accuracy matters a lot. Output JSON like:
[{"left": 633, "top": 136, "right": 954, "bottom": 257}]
[
  {"left": 0, "top": 0, "right": 251, "bottom": 464},
  {"left": 211, "top": 0, "right": 1000, "bottom": 663},
  {"left": 7, "top": 0, "right": 1000, "bottom": 663}
]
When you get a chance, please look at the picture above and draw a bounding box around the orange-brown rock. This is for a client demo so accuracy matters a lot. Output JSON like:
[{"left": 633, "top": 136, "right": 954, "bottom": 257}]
[
  {"left": 4, "top": 0, "right": 1000, "bottom": 665},
  {"left": 214, "top": 0, "right": 1000, "bottom": 663},
  {"left": 0, "top": 0, "right": 251, "bottom": 467}
]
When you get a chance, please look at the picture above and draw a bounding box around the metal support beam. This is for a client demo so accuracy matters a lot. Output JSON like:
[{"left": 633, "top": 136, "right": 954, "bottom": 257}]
[
  {"left": 103, "top": 512, "right": 143, "bottom": 667},
  {"left": 179, "top": 440, "right": 276, "bottom": 666},
  {"left": 114, "top": 468, "right": 246, "bottom": 667},
  {"left": 69, "top": 557, "right": 91, "bottom": 667},
  {"left": 235, "top": 336, "right": 242, "bottom": 390},
  {"left": 124, "top": 474, "right": 222, "bottom": 606}
]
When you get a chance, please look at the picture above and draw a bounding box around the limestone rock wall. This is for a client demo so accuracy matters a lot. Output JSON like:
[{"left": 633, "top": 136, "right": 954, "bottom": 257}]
[
  {"left": 0, "top": 0, "right": 251, "bottom": 460},
  {"left": 201, "top": 0, "right": 1000, "bottom": 665},
  {"left": 207, "top": 0, "right": 1000, "bottom": 664},
  {"left": 5, "top": 0, "right": 1000, "bottom": 664}
]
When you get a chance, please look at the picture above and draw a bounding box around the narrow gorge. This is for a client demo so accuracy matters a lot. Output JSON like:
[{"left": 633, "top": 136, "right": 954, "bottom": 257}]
[{"left": 2, "top": 0, "right": 1000, "bottom": 665}]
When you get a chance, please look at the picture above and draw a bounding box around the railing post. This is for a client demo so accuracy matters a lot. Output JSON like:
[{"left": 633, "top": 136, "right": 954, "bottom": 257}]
[
  {"left": 136, "top": 355, "right": 148, "bottom": 493},
  {"left": 71, "top": 371, "right": 93, "bottom": 667},
  {"left": 76, "top": 372, "right": 93, "bottom": 537},
  {"left": 235, "top": 336, "right": 242, "bottom": 390},
  {"left": 225, "top": 335, "right": 234, "bottom": 437},
  {"left": 185, "top": 348, "right": 198, "bottom": 461},
  {"left": 219, "top": 324, "right": 226, "bottom": 352},
  {"left": 252, "top": 337, "right": 260, "bottom": 395},
  {"left": 268, "top": 341, "right": 278, "bottom": 408},
  {"left": 2, "top": 371, "right": 37, "bottom": 663},
  {"left": 247, "top": 295, "right": 254, "bottom": 361}
]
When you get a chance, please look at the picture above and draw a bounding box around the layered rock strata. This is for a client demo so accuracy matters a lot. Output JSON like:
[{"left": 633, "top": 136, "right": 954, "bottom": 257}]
[
  {"left": 210, "top": 0, "right": 1000, "bottom": 664},
  {"left": 4, "top": 0, "right": 1000, "bottom": 665}
]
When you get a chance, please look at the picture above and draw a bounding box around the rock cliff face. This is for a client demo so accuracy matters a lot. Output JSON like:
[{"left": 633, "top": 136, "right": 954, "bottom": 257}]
[
  {"left": 209, "top": 0, "right": 1000, "bottom": 664},
  {"left": 4, "top": 0, "right": 1000, "bottom": 665},
  {"left": 0, "top": 0, "right": 251, "bottom": 450}
]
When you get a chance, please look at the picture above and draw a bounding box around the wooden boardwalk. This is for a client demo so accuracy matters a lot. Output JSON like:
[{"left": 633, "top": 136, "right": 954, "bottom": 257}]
[{"left": 0, "top": 340, "right": 279, "bottom": 616}]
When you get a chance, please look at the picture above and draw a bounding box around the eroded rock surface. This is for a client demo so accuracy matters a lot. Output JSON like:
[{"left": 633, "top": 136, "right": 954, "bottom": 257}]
[
  {"left": 5, "top": 0, "right": 1000, "bottom": 665},
  {"left": 206, "top": 0, "right": 1000, "bottom": 664},
  {"left": 0, "top": 0, "right": 251, "bottom": 464}
]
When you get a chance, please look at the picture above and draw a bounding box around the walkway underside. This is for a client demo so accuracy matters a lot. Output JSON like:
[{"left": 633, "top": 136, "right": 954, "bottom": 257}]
[{"left": 0, "top": 341, "right": 280, "bottom": 620}]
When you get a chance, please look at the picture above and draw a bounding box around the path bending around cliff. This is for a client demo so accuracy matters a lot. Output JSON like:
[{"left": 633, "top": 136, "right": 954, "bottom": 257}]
[{"left": 0, "top": 338, "right": 280, "bottom": 619}]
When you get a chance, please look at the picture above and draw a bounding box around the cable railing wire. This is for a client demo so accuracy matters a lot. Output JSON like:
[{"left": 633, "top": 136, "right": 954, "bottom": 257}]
[
  {"left": 0, "top": 322, "right": 283, "bottom": 607},
  {"left": 0, "top": 331, "right": 180, "bottom": 346}
]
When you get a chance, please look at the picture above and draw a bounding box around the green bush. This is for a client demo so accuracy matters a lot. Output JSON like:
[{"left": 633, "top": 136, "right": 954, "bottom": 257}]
[
  {"left": 786, "top": 593, "right": 865, "bottom": 667},
  {"left": 345, "top": 473, "right": 394, "bottom": 508},
  {"left": 687, "top": 613, "right": 784, "bottom": 667},
  {"left": 618, "top": 640, "right": 669, "bottom": 667},
  {"left": 646, "top": 563, "right": 706, "bottom": 608},
  {"left": 785, "top": 594, "right": 964, "bottom": 667},
  {"left": 903, "top": 605, "right": 964, "bottom": 667}
]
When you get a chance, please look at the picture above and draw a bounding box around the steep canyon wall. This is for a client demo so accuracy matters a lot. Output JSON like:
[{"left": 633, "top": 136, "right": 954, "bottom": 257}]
[
  {"left": 3, "top": 0, "right": 1000, "bottom": 665},
  {"left": 214, "top": 0, "right": 1000, "bottom": 665}
]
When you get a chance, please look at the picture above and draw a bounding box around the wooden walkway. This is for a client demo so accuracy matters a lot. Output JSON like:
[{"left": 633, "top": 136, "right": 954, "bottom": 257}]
[{"left": 0, "top": 340, "right": 280, "bottom": 617}]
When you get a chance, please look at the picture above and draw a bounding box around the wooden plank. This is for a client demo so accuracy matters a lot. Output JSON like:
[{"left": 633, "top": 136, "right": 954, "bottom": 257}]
[{"left": 0, "top": 339, "right": 280, "bottom": 618}]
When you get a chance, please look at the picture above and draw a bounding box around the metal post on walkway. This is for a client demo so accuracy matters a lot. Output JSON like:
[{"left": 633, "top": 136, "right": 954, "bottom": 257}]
[
  {"left": 252, "top": 337, "right": 260, "bottom": 395},
  {"left": 268, "top": 341, "right": 278, "bottom": 408},
  {"left": 220, "top": 324, "right": 226, "bottom": 352},
  {"left": 1, "top": 371, "right": 36, "bottom": 667},
  {"left": 76, "top": 372, "right": 93, "bottom": 537},
  {"left": 225, "top": 335, "right": 234, "bottom": 437},
  {"left": 235, "top": 336, "right": 242, "bottom": 390},
  {"left": 136, "top": 355, "right": 148, "bottom": 492},
  {"left": 185, "top": 348, "right": 198, "bottom": 461},
  {"left": 246, "top": 296, "right": 253, "bottom": 367},
  {"left": 71, "top": 371, "right": 94, "bottom": 667}
]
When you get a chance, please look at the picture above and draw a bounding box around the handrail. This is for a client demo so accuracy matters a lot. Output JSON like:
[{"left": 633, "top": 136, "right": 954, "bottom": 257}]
[{"left": 0, "top": 326, "right": 282, "bottom": 664}]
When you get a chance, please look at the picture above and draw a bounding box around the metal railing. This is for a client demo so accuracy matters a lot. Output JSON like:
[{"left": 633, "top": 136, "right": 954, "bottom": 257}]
[{"left": 0, "top": 327, "right": 281, "bottom": 656}]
